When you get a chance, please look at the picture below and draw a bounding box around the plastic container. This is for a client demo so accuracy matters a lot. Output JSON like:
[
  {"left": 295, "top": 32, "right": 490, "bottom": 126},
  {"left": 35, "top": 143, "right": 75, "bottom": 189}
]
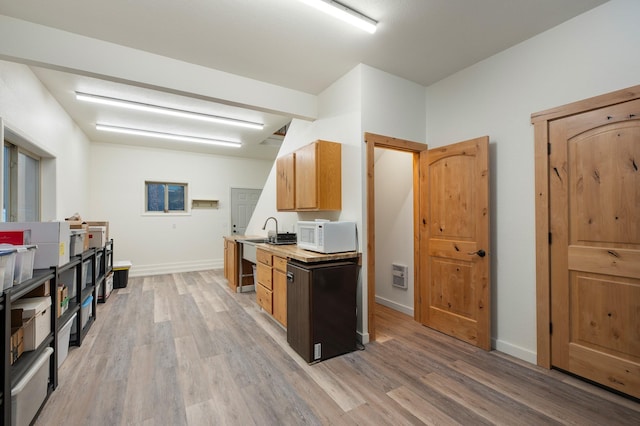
[
  {"left": 100, "top": 272, "right": 113, "bottom": 301},
  {"left": 0, "top": 248, "right": 17, "bottom": 291},
  {"left": 12, "top": 296, "right": 52, "bottom": 351},
  {"left": 81, "top": 259, "right": 92, "bottom": 290},
  {"left": 11, "top": 347, "right": 53, "bottom": 426},
  {"left": 59, "top": 268, "right": 77, "bottom": 300},
  {"left": 9, "top": 245, "right": 37, "bottom": 285},
  {"left": 113, "top": 260, "right": 132, "bottom": 289},
  {"left": 81, "top": 295, "right": 93, "bottom": 330},
  {"left": 69, "top": 229, "right": 86, "bottom": 256},
  {"left": 57, "top": 313, "right": 76, "bottom": 367}
]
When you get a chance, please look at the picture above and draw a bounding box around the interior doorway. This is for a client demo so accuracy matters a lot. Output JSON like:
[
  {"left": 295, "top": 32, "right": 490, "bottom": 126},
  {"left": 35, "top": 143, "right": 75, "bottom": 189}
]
[
  {"left": 230, "top": 187, "right": 261, "bottom": 235},
  {"left": 366, "top": 133, "right": 491, "bottom": 351},
  {"left": 365, "top": 133, "right": 427, "bottom": 341},
  {"left": 373, "top": 147, "right": 415, "bottom": 318}
]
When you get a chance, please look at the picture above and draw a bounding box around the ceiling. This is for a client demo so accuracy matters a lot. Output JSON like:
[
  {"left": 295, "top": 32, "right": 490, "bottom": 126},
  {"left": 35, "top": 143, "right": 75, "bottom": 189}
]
[{"left": 0, "top": 0, "right": 608, "bottom": 160}]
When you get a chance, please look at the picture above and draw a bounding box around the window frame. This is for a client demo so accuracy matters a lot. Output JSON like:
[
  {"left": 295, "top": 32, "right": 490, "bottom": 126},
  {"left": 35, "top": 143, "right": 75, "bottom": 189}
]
[
  {"left": 3, "top": 141, "right": 41, "bottom": 222},
  {"left": 143, "top": 180, "right": 189, "bottom": 215}
]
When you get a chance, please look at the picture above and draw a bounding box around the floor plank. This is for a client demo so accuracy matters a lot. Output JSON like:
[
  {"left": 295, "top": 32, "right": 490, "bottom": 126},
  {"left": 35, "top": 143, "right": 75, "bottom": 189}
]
[{"left": 34, "top": 270, "right": 640, "bottom": 425}]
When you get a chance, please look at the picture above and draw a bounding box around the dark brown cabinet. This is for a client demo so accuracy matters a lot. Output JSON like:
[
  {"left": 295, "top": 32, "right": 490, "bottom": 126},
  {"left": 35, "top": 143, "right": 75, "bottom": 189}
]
[{"left": 286, "top": 260, "right": 358, "bottom": 363}]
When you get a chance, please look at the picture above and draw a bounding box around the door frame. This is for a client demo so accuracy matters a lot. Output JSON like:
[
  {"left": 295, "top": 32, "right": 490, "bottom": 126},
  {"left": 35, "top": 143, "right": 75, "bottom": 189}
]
[
  {"left": 364, "top": 133, "right": 428, "bottom": 341},
  {"left": 531, "top": 85, "right": 640, "bottom": 368}
]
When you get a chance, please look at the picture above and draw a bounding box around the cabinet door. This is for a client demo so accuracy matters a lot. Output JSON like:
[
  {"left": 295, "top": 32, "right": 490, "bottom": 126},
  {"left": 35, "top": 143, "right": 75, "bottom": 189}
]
[
  {"left": 295, "top": 143, "right": 318, "bottom": 209},
  {"left": 273, "top": 262, "right": 287, "bottom": 327},
  {"left": 295, "top": 140, "right": 341, "bottom": 211},
  {"left": 256, "top": 263, "right": 273, "bottom": 290},
  {"left": 276, "top": 153, "right": 295, "bottom": 211},
  {"left": 223, "top": 239, "right": 230, "bottom": 281},
  {"left": 256, "top": 283, "right": 273, "bottom": 314},
  {"left": 225, "top": 240, "right": 238, "bottom": 291}
]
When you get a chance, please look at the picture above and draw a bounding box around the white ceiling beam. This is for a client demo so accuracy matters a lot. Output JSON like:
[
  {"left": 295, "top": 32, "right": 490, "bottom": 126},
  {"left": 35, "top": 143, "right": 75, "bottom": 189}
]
[{"left": 0, "top": 15, "right": 317, "bottom": 121}]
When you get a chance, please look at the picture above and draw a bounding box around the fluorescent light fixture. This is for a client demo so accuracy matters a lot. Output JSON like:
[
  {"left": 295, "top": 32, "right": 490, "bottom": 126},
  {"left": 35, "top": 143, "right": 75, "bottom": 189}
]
[
  {"left": 77, "top": 92, "right": 263, "bottom": 130},
  {"left": 298, "top": 0, "right": 377, "bottom": 34},
  {"left": 96, "top": 124, "right": 242, "bottom": 148}
]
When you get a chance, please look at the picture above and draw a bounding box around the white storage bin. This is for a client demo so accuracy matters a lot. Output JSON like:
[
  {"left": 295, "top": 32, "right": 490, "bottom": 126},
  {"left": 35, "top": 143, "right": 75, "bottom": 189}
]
[
  {"left": 0, "top": 221, "right": 70, "bottom": 268},
  {"left": 59, "top": 268, "right": 77, "bottom": 300},
  {"left": 81, "top": 295, "right": 93, "bottom": 330},
  {"left": 12, "top": 297, "right": 52, "bottom": 351},
  {"left": 57, "top": 313, "right": 76, "bottom": 367},
  {"left": 11, "top": 347, "right": 53, "bottom": 426},
  {"left": 88, "top": 226, "right": 107, "bottom": 248},
  {"left": 69, "top": 230, "right": 86, "bottom": 256},
  {"left": 4, "top": 245, "right": 37, "bottom": 285},
  {"left": 0, "top": 248, "right": 17, "bottom": 291},
  {"left": 100, "top": 272, "right": 113, "bottom": 301},
  {"left": 82, "top": 260, "right": 92, "bottom": 290}
]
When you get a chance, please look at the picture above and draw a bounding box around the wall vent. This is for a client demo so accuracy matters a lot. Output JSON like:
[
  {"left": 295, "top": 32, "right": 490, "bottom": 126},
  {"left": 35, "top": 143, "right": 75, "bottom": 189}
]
[{"left": 392, "top": 263, "right": 408, "bottom": 289}]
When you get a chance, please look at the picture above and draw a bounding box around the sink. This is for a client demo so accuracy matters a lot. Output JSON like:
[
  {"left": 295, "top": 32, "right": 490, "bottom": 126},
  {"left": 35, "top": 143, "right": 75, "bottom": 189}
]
[
  {"left": 240, "top": 238, "right": 266, "bottom": 263},
  {"left": 241, "top": 238, "right": 267, "bottom": 244}
]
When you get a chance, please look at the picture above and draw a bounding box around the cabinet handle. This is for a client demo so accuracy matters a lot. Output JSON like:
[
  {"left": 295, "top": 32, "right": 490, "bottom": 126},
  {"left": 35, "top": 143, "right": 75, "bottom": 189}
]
[{"left": 287, "top": 272, "right": 294, "bottom": 282}]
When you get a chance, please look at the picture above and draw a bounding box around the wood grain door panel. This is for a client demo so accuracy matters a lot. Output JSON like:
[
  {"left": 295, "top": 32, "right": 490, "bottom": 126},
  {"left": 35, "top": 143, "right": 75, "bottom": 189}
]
[
  {"left": 421, "top": 136, "right": 491, "bottom": 350},
  {"left": 549, "top": 99, "right": 640, "bottom": 398}
]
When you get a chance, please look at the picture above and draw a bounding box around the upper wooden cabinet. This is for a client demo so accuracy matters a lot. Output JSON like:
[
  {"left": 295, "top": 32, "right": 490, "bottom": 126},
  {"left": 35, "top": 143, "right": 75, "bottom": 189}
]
[
  {"left": 276, "top": 153, "right": 296, "bottom": 211},
  {"left": 277, "top": 140, "right": 341, "bottom": 211}
]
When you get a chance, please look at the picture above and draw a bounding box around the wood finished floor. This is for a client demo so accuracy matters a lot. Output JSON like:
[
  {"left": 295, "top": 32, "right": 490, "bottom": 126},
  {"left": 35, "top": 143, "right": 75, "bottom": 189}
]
[{"left": 36, "top": 270, "right": 639, "bottom": 425}]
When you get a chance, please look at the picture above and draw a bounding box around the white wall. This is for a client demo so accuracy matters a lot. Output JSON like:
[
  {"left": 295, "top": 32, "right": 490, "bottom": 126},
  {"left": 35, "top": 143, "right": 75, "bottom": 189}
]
[
  {"left": 247, "top": 65, "right": 367, "bottom": 336},
  {"left": 247, "top": 65, "right": 427, "bottom": 341},
  {"left": 358, "top": 65, "right": 426, "bottom": 318},
  {"left": 374, "top": 149, "right": 414, "bottom": 315},
  {"left": 424, "top": 0, "right": 640, "bottom": 362},
  {"left": 0, "top": 60, "right": 90, "bottom": 220},
  {"left": 89, "top": 142, "right": 272, "bottom": 276}
]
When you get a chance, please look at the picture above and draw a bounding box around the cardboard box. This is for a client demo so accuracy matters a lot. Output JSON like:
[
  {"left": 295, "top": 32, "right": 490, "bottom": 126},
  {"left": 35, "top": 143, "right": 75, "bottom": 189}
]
[
  {"left": 10, "top": 326, "right": 24, "bottom": 365},
  {"left": 86, "top": 221, "right": 109, "bottom": 242},
  {"left": 0, "top": 222, "right": 70, "bottom": 268},
  {"left": 10, "top": 309, "right": 31, "bottom": 364},
  {"left": 88, "top": 226, "right": 107, "bottom": 248},
  {"left": 12, "top": 297, "right": 52, "bottom": 351},
  {"left": 56, "top": 284, "right": 68, "bottom": 317},
  {"left": 24, "top": 280, "right": 51, "bottom": 298}
]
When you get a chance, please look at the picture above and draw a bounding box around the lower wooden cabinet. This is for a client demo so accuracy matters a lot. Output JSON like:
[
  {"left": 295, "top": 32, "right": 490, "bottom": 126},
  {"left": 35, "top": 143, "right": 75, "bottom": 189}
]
[
  {"left": 223, "top": 238, "right": 238, "bottom": 291},
  {"left": 256, "top": 248, "right": 287, "bottom": 327},
  {"left": 272, "top": 257, "right": 287, "bottom": 327},
  {"left": 256, "top": 281, "right": 273, "bottom": 314}
]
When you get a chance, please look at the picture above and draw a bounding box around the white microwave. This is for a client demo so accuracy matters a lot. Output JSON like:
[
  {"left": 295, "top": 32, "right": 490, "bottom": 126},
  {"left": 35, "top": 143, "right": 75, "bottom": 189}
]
[{"left": 297, "top": 221, "right": 357, "bottom": 254}]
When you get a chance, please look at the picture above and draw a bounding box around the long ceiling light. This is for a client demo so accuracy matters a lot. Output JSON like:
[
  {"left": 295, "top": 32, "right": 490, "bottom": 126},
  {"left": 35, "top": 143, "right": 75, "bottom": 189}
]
[
  {"left": 96, "top": 124, "right": 242, "bottom": 148},
  {"left": 297, "top": 0, "right": 377, "bottom": 34},
  {"left": 77, "top": 92, "right": 263, "bottom": 130}
]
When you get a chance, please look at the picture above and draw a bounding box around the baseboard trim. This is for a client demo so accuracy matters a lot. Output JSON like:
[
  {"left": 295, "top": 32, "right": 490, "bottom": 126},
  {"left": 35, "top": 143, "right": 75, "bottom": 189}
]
[
  {"left": 130, "top": 260, "right": 222, "bottom": 277},
  {"left": 493, "top": 338, "right": 537, "bottom": 364},
  {"left": 375, "top": 295, "right": 414, "bottom": 317}
]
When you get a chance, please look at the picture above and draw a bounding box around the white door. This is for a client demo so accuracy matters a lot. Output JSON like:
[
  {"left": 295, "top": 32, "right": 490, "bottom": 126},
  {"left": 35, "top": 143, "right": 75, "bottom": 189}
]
[{"left": 230, "top": 188, "right": 261, "bottom": 235}]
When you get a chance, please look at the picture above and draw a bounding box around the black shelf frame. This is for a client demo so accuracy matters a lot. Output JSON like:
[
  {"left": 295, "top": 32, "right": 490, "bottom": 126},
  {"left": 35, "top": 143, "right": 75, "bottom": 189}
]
[
  {"left": 2, "top": 269, "right": 56, "bottom": 426},
  {"left": 97, "top": 239, "right": 114, "bottom": 303},
  {"left": 1, "top": 238, "right": 115, "bottom": 425}
]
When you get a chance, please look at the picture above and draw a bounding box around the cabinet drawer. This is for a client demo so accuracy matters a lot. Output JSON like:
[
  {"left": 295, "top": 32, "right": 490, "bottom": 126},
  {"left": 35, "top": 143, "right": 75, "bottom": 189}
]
[
  {"left": 256, "top": 248, "right": 273, "bottom": 266},
  {"left": 273, "top": 256, "right": 287, "bottom": 273},
  {"left": 256, "top": 262, "right": 273, "bottom": 290},
  {"left": 256, "top": 283, "right": 273, "bottom": 314}
]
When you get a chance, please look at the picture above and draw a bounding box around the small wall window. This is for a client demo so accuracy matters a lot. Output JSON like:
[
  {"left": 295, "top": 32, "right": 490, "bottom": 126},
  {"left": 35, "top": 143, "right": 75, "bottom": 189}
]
[{"left": 145, "top": 181, "right": 188, "bottom": 213}]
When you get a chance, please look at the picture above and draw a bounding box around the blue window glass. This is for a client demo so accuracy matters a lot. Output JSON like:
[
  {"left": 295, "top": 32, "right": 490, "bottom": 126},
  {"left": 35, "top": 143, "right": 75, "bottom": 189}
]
[
  {"left": 167, "top": 184, "right": 185, "bottom": 211},
  {"left": 146, "top": 181, "right": 187, "bottom": 212},
  {"left": 147, "top": 183, "right": 165, "bottom": 212}
]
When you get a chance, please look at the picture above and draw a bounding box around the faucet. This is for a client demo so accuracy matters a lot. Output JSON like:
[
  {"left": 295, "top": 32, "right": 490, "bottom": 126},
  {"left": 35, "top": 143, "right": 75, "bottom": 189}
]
[{"left": 262, "top": 217, "right": 279, "bottom": 241}]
